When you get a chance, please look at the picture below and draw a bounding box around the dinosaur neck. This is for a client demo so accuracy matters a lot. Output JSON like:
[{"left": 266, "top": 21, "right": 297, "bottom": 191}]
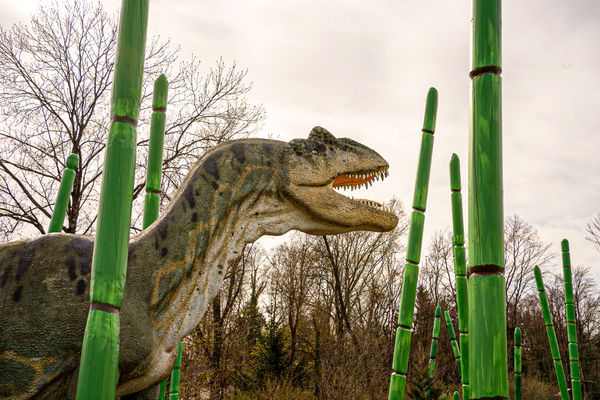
[{"left": 129, "top": 139, "right": 302, "bottom": 351}]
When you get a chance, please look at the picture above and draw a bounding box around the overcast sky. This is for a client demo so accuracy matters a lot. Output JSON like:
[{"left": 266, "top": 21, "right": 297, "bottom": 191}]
[{"left": 2, "top": 0, "right": 599, "bottom": 279}]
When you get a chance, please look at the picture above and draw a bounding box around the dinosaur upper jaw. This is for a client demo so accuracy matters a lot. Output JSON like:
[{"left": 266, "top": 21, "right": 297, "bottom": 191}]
[{"left": 288, "top": 165, "right": 399, "bottom": 234}]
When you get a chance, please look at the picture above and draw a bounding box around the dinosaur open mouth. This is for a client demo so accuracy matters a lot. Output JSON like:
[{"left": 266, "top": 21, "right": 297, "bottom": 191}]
[{"left": 331, "top": 167, "right": 395, "bottom": 214}]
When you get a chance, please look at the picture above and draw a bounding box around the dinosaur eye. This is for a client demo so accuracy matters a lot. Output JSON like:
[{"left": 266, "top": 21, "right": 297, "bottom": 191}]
[{"left": 311, "top": 149, "right": 318, "bottom": 155}]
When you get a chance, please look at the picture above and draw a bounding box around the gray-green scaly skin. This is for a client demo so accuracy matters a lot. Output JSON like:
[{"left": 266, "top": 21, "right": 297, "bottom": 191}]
[{"left": 0, "top": 127, "right": 397, "bottom": 399}]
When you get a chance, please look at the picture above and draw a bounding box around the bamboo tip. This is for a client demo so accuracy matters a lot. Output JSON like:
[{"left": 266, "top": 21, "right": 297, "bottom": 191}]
[
  {"left": 422, "top": 87, "right": 438, "bottom": 132},
  {"left": 561, "top": 239, "right": 570, "bottom": 252},
  {"left": 444, "top": 310, "right": 451, "bottom": 321},
  {"left": 453, "top": 392, "right": 460, "bottom": 400},
  {"left": 152, "top": 74, "right": 169, "bottom": 108},
  {"left": 66, "top": 154, "right": 79, "bottom": 169},
  {"left": 533, "top": 265, "right": 544, "bottom": 288},
  {"left": 449, "top": 153, "right": 461, "bottom": 190},
  {"left": 435, "top": 305, "right": 441, "bottom": 316},
  {"left": 515, "top": 327, "right": 521, "bottom": 344}
]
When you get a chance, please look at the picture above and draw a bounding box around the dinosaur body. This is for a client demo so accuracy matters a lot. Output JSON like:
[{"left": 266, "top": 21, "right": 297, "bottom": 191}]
[{"left": 0, "top": 127, "right": 397, "bottom": 399}]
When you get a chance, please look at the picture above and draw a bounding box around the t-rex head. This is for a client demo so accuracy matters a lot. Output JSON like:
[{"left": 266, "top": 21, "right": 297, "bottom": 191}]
[{"left": 280, "top": 126, "right": 398, "bottom": 234}]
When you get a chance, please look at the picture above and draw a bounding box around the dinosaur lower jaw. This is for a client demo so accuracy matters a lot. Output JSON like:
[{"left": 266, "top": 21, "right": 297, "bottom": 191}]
[{"left": 288, "top": 166, "right": 398, "bottom": 232}]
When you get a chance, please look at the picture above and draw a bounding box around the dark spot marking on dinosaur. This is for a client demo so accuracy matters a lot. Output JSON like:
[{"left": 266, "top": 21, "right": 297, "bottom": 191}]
[
  {"left": 1, "top": 266, "right": 11, "bottom": 288},
  {"left": 13, "top": 285, "right": 22, "bottom": 302},
  {"left": 191, "top": 213, "right": 198, "bottom": 222},
  {"left": 315, "top": 142, "right": 326, "bottom": 153},
  {"left": 161, "top": 247, "right": 168, "bottom": 257},
  {"left": 231, "top": 143, "right": 246, "bottom": 164},
  {"left": 295, "top": 151, "right": 302, "bottom": 156},
  {"left": 157, "top": 218, "right": 168, "bottom": 240},
  {"left": 154, "top": 233, "right": 160, "bottom": 250},
  {"left": 211, "top": 181, "right": 218, "bottom": 190},
  {"left": 262, "top": 142, "right": 273, "bottom": 155},
  {"left": 66, "top": 256, "right": 77, "bottom": 281},
  {"left": 266, "top": 161, "right": 271, "bottom": 167},
  {"left": 182, "top": 200, "right": 187, "bottom": 213},
  {"left": 204, "top": 151, "right": 222, "bottom": 180},
  {"left": 0, "top": 359, "right": 35, "bottom": 386},
  {"left": 218, "top": 264, "right": 224, "bottom": 270},
  {"left": 70, "top": 237, "right": 92, "bottom": 275},
  {"left": 195, "top": 189, "right": 200, "bottom": 196},
  {"left": 16, "top": 240, "right": 38, "bottom": 282},
  {"left": 183, "top": 183, "right": 196, "bottom": 209},
  {"left": 76, "top": 279, "right": 86, "bottom": 295}
]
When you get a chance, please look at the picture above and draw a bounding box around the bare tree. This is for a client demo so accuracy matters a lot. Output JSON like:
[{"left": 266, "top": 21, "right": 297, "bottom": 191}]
[
  {"left": 504, "top": 214, "right": 554, "bottom": 327},
  {"left": 0, "top": 0, "right": 264, "bottom": 240},
  {"left": 585, "top": 213, "right": 600, "bottom": 252},
  {"left": 420, "top": 229, "right": 454, "bottom": 307}
]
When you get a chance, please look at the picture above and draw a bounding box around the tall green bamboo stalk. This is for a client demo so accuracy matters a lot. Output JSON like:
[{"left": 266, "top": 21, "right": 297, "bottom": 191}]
[
  {"left": 453, "top": 392, "right": 460, "bottom": 400},
  {"left": 449, "top": 153, "right": 469, "bottom": 400},
  {"left": 562, "top": 239, "right": 582, "bottom": 400},
  {"left": 48, "top": 154, "right": 78, "bottom": 233},
  {"left": 143, "top": 74, "right": 168, "bottom": 230},
  {"left": 143, "top": 75, "right": 169, "bottom": 398},
  {"left": 169, "top": 342, "right": 183, "bottom": 399},
  {"left": 76, "top": 1, "right": 149, "bottom": 398},
  {"left": 444, "top": 311, "right": 462, "bottom": 378},
  {"left": 514, "top": 327, "right": 522, "bottom": 400},
  {"left": 534, "top": 265, "right": 569, "bottom": 400},
  {"left": 429, "top": 306, "right": 442, "bottom": 378},
  {"left": 468, "top": 0, "right": 508, "bottom": 398},
  {"left": 388, "top": 88, "right": 438, "bottom": 400}
]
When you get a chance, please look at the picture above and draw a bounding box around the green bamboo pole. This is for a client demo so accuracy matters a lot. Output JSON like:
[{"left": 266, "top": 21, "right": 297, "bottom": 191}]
[
  {"left": 514, "top": 327, "right": 522, "bottom": 400},
  {"left": 158, "top": 381, "right": 167, "bottom": 400},
  {"left": 468, "top": 0, "right": 508, "bottom": 398},
  {"left": 388, "top": 87, "right": 438, "bottom": 400},
  {"left": 444, "top": 311, "right": 462, "bottom": 378},
  {"left": 428, "top": 306, "right": 442, "bottom": 378},
  {"left": 143, "top": 74, "right": 168, "bottom": 230},
  {"left": 534, "top": 265, "right": 569, "bottom": 400},
  {"left": 449, "top": 153, "right": 470, "bottom": 400},
  {"left": 169, "top": 341, "right": 183, "bottom": 399},
  {"left": 75, "top": 1, "right": 149, "bottom": 398},
  {"left": 48, "top": 154, "right": 79, "bottom": 233},
  {"left": 453, "top": 392, "right": 460, "bottom": 400},
  {"left": 143, "top": 75, "right": 169, "bottom": 397},
  {"left": 562, "top": 239, "right": 583, "bottom": 400}
]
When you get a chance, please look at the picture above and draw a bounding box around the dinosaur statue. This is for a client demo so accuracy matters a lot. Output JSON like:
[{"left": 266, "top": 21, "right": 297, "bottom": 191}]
[{"left": 0, "top": 127, "right": 398, "bottom": 399}]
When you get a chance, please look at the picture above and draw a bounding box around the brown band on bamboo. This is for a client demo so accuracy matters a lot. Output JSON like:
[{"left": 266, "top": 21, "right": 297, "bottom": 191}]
[
  {"left": 413, "top": 207, "right": 425, "bottom": 212},
  {"left": 405, "top": 260, "right": 419, "bottom": 266},
  {"left": 152, "top": 107, "right": 167, "bottom": 112},
  {"left": 468, "top": 264, "right": 503, "bottom": 276},
  {"left": 173, "top": 366, "right": 181, "bottom": 370},
  {"left": 391, "top": 371, "right": 408, "bottom": 376},
  {"left": 469, "top": 65, "right": 502, "bottom": 79},
  {"left": 111, "top": 115, "right": 139, "bottom": 127},
  {"left": 456, "top": 243, "right": 465, "bottom": 247},
  {"left": 422, "top": 128, "right": 434, "bottom": 134},
  {"left": 398, "top": 324, "right": 412, "bottom": 331},
  {"left": 451, "top": 189, "right": 461, "bottom": 193},
  {"left": 148, "top": 189, "right": 162, "bottom": 194},
  {"left": 90, "top": 301, "right": 120, "bottom": 314}
]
